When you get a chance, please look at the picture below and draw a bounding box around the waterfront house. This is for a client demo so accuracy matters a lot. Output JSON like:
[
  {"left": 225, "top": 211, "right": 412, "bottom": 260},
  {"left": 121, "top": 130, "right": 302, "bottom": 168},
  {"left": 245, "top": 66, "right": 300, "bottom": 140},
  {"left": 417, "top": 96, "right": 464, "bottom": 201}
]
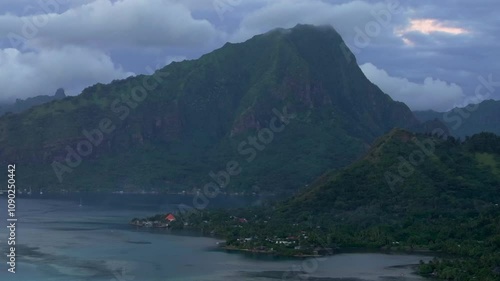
[{"left": 166, "top": 214, "right": 176, "bottom": 222}]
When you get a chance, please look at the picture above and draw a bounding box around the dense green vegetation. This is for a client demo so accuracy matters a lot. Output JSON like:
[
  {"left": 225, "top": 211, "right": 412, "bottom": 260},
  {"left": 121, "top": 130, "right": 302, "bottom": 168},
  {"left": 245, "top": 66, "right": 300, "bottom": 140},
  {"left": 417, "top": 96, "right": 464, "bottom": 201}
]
[
  {"left": 0, "top": 25, "right": 426, "bottom": 193},
  {"left": 414, "top": 99, "right": 500, "bottom": 138},
  {"left": 162, "top": 131, "right": 500, "bottom": 280},
  {"left": 0, "top": 88, "right": 66, "bottom": 117}
]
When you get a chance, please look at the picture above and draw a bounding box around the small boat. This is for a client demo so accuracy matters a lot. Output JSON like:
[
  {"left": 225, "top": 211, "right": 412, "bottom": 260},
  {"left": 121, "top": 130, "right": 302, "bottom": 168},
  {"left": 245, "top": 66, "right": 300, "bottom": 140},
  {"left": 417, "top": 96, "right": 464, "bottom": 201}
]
[{"left": 79, "top": 198, "right": 83, "bottom": 207}]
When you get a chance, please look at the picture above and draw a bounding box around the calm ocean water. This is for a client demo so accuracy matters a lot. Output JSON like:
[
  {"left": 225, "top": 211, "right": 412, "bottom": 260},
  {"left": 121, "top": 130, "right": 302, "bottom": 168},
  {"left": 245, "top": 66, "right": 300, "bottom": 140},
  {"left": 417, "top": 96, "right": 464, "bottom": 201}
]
[{"left": 0, "top": 196, "right": 430, "bottom": 281}]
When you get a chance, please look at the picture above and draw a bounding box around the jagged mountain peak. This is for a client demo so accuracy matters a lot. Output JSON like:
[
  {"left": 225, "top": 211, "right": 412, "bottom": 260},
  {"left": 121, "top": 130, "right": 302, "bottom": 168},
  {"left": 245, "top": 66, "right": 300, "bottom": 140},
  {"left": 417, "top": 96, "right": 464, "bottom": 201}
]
[{"left": 1, "top": 25, "right": 423, "bottom": 192}]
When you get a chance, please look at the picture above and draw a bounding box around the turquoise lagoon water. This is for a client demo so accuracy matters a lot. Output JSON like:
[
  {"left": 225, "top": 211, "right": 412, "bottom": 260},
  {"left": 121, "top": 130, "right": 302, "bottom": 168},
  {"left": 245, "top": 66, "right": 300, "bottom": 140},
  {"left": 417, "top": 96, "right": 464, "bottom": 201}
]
[{"left": 0, "top": 198, "right": 431, "bottom": 281}]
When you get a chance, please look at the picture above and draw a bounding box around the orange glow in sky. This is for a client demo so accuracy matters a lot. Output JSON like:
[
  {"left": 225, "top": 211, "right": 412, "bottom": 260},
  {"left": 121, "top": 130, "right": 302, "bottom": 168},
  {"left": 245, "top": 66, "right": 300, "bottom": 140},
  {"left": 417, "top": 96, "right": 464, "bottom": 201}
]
[
  {"left": 402, "top": 19, "right": 469, "bottom": 35},
  {"left": 396, "top": 19, "right": 469, "bottom": 46}
]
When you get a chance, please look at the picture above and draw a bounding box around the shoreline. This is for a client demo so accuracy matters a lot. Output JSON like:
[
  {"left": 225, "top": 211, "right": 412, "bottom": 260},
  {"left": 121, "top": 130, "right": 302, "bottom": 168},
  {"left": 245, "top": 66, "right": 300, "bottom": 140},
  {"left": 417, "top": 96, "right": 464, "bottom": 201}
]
[
  {"left": 0, "top": 191, "right": 279, "bottom": 197},
  {"left": 218, "top": 244, "right": 434, "bottom": 259},
  {"left": 134, "top": 227, "right": 433, "bottom": 279},
  {"left": 135, "top": 227, "right": 435, "bottom": 261},
  {"left": 155, "top": 230, "right": 433, "bottom": 279}
]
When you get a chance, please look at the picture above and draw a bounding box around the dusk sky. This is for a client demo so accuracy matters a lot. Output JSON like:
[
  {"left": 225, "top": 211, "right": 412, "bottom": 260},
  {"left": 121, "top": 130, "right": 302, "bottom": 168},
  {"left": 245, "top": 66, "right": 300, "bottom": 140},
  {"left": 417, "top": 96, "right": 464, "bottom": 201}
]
[{"left": 0, "top": 0, "right": 498, "bottom": 111}]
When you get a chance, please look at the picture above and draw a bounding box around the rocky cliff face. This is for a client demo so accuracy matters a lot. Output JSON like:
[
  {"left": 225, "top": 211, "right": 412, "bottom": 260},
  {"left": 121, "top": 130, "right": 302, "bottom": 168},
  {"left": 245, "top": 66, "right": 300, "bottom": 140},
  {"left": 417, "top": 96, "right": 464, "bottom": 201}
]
[{"left": 0, "top": 24, "right": 424, "bottom": 192}]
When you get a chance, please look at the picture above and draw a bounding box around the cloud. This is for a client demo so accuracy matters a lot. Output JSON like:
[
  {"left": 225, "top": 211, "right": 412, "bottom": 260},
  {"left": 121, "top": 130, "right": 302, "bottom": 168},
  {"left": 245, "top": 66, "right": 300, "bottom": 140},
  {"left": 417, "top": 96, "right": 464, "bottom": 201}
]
[
  {"left": 0, "top": 0, "right": 497, "bottom": 108},
  {"left": 360, "top": 63, "right": 465, "bottom": 111},
  {"left": 229, "top": 0, "right": 404, "bottom": 43},
  {"left": 399, "top": 19, "right": 470, "bottom": 35},
  {"left": 0, "top": 46, "right": 133, "bottom": 101},
  {"left": 0, "top": 0, "right": 219, "bottom": 50},
  {"left": 395, "top": 18, "right": 470, "bottom": 46},
  {"left": 0, "top": 0, "right": 90, "bottom": 16}
]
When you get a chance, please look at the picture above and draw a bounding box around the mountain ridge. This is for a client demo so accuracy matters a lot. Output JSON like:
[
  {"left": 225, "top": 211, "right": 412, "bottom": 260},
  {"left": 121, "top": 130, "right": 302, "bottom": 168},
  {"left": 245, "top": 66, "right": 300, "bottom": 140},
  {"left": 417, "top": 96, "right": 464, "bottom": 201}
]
[
  {"left": 170, "top": 129, "right": 500, "bottom": 279},
  {"left": 414, "top": 99, "right": 500, "bottom": 138},
  {"left": 1, "top": 24, "right": 426, "bottom": 193},
  {"left": 0, "top": 88, "right": 66, "bottom": 117}
]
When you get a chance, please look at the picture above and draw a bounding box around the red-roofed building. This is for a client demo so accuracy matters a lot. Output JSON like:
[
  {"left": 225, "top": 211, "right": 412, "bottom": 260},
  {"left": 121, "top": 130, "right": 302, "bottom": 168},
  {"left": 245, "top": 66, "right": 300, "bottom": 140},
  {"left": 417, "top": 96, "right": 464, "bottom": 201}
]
[{"left": 165, "top": 214, "right": 176, "bottom": 222}]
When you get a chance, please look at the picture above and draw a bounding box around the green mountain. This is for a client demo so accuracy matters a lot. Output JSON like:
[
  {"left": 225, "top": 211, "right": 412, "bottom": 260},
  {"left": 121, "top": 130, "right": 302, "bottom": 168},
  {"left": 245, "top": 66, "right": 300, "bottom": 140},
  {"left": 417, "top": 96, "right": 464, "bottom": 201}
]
[
  {"left": 0, "top": 24, "right": 424, "bottom": 193},
  {"left": 0, "top": 88, "right": 66, "bottom": 117},
  {"left": 279, "top": 130, "right": 500, "bottom": 219},
  {"left": 188, "top": 130, "right": 500, "bottom": 279},
  {"left": 414, "top": 99, "right": 500, "bottom": 138},
  {"left": 277, "top": 130, "right": 500, "bottom": 279}
]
